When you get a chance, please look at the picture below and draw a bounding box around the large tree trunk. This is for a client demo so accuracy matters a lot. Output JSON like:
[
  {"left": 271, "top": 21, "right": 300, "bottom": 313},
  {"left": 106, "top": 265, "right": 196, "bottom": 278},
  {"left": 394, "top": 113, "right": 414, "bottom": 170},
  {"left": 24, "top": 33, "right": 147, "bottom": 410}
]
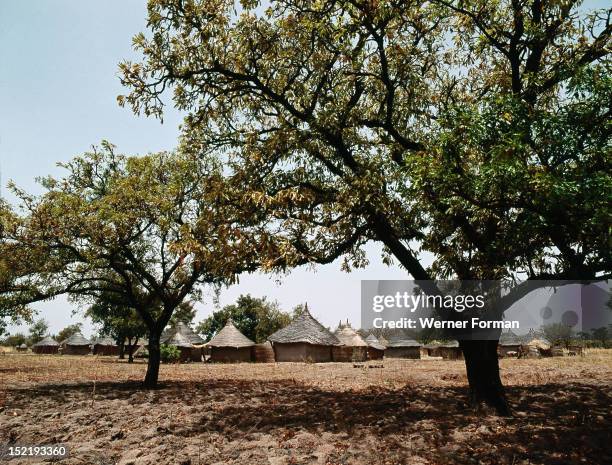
[
  {"left": 119, "top": 342, "right": 125, "bottom": 360},
  {"left": 460, "top": 339, "right": 510, "bottom": 416},
  {"left": 144, "top": 333, "right": 161, "bottom": 388}
]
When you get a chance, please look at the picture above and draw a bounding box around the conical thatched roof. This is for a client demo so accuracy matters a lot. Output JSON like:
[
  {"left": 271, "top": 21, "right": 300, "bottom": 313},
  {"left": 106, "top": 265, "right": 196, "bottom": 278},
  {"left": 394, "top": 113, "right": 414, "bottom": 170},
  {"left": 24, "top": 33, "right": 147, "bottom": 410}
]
[
  {"left": 175, "top": 322, "right": 206, "bottom": 345},
  {"left": 335, "top": 324, "right": 368, "bottom": 347},
  {"left": 268, "top": 306, "right": 340, "bottom": 346},
  {"left": 63, "top": 332, "right": 91, "bottom": 346},
  {"left": 33, "top": 336, "right": 59, "bottom": 347},
  {"left": 164, "top": 331, "right": 194, "bottom": 348},
  {"left": 207, "top": 319, "right": 254, "bottom": 348},
  {"left": 527, "top": 337, "right": 551, "bottom": 350},
  {"left": 365, "top": 334, "right": 386, "bottom": 350},
  {"left": 18, "top": 343, "right": 28, "bottom": 349},
  {"left": 93, "top": 336, "right": 117, "bottom": 346},
  {"left": 386, "top": 331, "right": 421, "bottom": 348},
  {"left": 499, "top": 330, "right": 521, "bottom": 346}
]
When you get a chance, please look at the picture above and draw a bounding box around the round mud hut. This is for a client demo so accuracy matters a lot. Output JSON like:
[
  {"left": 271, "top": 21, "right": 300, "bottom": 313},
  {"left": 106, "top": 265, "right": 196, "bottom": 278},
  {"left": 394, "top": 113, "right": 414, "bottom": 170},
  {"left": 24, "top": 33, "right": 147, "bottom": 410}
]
[
  {"left": 16, "top": 343, "right": 28, "bottom": 352},
  {"left": 92, "top": 336, "right": 120, "bottom": 356},
  {"left": 62, "top": 332, "right": 91, "bottom": 355},
  {"left": 364, "top": 334, "right": 385, "bottom": 360},
  {"left": 268, "top": 305, "right": 340, "bottom": 362},
  {"left": 498, "top": 331, "right": 522, "bottom": 358},
  {"left": 332, "top": 323, "right": 368, "bottom": 362},
  {"left": 526, "top": 337, "right": 552, "bottom": 357},
  {"left": 163, "top": 331, "right": 198, "bottom": 362},
  {"left": 207, "top": 319, "right": 255, "bottom": 363},
  {"left": 384, "top": 332, "right": 421, "bottom": 359},
  {"left": 161, "top": 322, "right": 205, "bottom": 361},
  {"left": 437, "top": 340, "right": 463, "bottom": 360},
  {"left": 32, "top": 336, "right": 60, "bottom": 354}
]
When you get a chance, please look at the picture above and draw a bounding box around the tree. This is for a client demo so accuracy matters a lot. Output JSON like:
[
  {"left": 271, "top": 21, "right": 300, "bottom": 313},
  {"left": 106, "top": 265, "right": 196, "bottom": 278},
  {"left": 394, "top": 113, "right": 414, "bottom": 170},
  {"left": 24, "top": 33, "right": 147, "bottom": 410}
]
[
  {"left": 0, "top": 199, "right": 34, "bottom": 337},
  {"left": 591, "top": 327, "right": 609, "bottom": 347},
  {"left": 1, "top": 332, "right": 27, "bottom": 347},
  {"left": 55, "top": 323, "right": 83, "bottom": 343},
  {"left": 28, "top": 318, "right": 49, "bottom": 345},
  {"left": 84, "top": 291, "right": 148, "bottom": 362},
  {"left": 197, "top": 294, "right": 291, "bottom": 343},
  {"left": 0, "top": 145, "right": 268, "bottom": 387},
  {"left": 119, "top": 0, "right": 611, "bottom": 414},
  {"left": 169, "top": 300, "right": 197, "bottom": 327},
  {"left": 542, "top": 323, "right": 574, "bottom": 348}
]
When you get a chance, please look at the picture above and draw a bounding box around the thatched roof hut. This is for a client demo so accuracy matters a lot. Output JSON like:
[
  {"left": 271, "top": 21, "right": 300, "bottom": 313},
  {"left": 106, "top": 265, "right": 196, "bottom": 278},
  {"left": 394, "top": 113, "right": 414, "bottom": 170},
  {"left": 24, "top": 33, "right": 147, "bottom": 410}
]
[
  {"left": 207, "top": 319, "right": 254, "bottom": 362},
  {"left": 268, "top": 305, "right": 339, "bottom": 362},
  {"left": 333, "top": 323, "right": 368, "bottom": 362},
  {"left": 498, "top": 331, "right": 522, "bottom": 357},
  {"left": 62, "top": 332, "right": 91, "bottom": 355},
  {"left": 33, "top": 336, "right": 60, "bottom": 354},
  {"left": 162, "top": 322, "right": 206, "bottom": 345},
  {"left": 92, "top": 336, "right": 119, "bottom": 356},
  {"left": 525, "top": 337, "right": 552, "bottom": 357},
  {"left": 384, "top": 332, "right": 421, "bottom": 359},
  {"left": 16, "top": 343, "right": 28, "bottom": 352},
  {"left": 364, "top": 334, "right": 385, "bottom": 360},
  {"left": 162, "top": 331, "right": 200, "bottom": 362}
]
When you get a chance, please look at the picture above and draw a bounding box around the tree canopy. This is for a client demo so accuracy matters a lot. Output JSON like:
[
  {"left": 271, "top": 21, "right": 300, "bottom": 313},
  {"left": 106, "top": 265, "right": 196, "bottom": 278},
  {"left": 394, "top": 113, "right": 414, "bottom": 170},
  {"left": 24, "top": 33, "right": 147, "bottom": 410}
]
[
  {"left": 196, "top": 294, "right": 292, "bottom": 343},
  {"left": 118, "top": 0, "right": 611, "bottom": 413},
  {"left": 0, "top": 144, "right": 282, "bottom": 386}
]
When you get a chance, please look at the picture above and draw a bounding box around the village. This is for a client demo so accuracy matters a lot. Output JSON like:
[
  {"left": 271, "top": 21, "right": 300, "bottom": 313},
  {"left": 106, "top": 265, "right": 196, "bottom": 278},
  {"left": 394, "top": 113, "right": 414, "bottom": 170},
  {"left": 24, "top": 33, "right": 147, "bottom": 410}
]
[{"left": 20, "top": 305, "right": 563, "bottom": 364}]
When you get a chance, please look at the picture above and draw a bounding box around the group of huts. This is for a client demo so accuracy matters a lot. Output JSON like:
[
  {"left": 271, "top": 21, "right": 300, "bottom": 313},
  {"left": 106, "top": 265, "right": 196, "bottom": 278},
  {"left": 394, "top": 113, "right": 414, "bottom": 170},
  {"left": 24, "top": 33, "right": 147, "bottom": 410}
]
[{"left": 21, "top": 307, "right": 562, "bottom": 362}]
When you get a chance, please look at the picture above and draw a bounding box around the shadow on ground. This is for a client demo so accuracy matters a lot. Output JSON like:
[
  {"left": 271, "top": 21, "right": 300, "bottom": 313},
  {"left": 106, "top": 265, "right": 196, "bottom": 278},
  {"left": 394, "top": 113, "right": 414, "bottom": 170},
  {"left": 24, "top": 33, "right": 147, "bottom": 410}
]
[{"left": 3, "top": 377, "right": 610, "bottom": 465}]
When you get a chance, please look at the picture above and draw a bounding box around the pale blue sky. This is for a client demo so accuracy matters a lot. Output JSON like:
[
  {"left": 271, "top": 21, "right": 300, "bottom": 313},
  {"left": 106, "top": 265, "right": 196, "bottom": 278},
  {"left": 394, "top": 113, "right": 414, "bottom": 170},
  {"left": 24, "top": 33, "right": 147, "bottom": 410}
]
[{"left": 0, "top": 1, "right": 413, "bottom": 337}]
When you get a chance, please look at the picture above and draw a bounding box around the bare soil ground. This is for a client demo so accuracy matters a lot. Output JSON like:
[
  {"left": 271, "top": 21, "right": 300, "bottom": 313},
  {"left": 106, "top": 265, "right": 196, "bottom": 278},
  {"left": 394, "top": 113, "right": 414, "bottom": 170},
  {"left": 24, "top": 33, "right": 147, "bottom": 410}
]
[{"left": 0, "top": 351, "right": 610, "bottom": 465}]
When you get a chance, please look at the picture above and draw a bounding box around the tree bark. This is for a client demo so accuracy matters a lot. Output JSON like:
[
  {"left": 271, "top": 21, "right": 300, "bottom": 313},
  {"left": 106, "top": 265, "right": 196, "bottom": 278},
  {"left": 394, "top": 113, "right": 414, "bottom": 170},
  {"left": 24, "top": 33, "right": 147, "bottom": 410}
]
[
  {"left": 460, "top": 339, "right": 511, "bottom": 416},
  {"left": 144, "top": 333, "right": 161, "bottom": 388},
  {"left": 119, "top": 342, "right": 125, "bottom": 360},
  {"left": 128, "top": 342, "right": 134, "bottom": 363}
]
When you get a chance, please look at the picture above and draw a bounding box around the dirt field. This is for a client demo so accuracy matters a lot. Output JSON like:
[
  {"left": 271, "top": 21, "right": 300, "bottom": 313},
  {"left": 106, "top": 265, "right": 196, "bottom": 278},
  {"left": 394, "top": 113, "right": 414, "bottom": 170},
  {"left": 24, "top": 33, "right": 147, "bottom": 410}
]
[{"left": 0, "top": 352, "right": 610, "bottom": 465}]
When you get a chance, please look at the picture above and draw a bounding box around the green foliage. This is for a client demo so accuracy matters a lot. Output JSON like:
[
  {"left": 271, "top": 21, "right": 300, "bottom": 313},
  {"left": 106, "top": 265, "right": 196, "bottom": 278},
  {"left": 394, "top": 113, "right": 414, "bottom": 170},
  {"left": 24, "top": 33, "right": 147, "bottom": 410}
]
[
  {"left": 118, "top": 0, "right": 611, "bottom": 290},
  {"left": 2, "top": 332, "right": 27, "bottom": 347},
  {"left": 196, "top": 294, "right": 291, "bottom": 343},
  {"left": 169, "top": 300, "right": 197, "bottom": 327},
  {"left": 542, "top": 323, "right": 574, "bottom": 347},
  {"left": 28, "top": 318, "right": 49, "bottom": 345},
  {"left": 591, "top": 326, "right": 609, "bottom": 346},
  {"left": 0, "top": 145, "right": 272, "bottom": 385},
  {"left": 85, "top": 291, "right": 148, "bottom": 347},
  {"left": 55, "top": 323, "right": 83, "bottom": 343},
  {"left": 160, "top": 344, "right": 180, "bottom": 363}
]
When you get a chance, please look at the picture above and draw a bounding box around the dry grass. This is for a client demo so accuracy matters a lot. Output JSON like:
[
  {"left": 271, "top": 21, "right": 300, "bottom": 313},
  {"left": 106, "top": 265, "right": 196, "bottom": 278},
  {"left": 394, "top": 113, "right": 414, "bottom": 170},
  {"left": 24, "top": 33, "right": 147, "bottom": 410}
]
[
  {"left": 0, "top": 352, "right": 611, "bottom": 465},
  {"left": 1, "top": 351, "right": 611, "bottom": 391}
]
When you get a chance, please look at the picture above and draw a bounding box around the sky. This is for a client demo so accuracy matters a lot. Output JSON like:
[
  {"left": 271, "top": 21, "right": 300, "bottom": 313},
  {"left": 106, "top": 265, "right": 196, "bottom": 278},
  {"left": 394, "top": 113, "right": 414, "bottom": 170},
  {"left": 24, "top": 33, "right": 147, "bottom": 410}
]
[{"left": 0, "top": 1, "right": 419, "bottom": 337}]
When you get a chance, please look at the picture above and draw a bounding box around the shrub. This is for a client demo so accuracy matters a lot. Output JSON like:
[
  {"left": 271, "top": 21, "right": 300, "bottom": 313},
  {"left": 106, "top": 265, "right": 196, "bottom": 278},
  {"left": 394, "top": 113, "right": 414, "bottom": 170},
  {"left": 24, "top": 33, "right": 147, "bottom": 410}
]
[{"left": 160, "top": 344, "right": 180, "bottom": 363}]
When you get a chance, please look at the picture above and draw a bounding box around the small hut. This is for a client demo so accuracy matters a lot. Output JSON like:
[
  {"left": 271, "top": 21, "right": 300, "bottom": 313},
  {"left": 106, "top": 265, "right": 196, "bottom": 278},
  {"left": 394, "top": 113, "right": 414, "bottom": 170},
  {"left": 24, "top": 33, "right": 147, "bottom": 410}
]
[
  {"left": 62, "top": 332, "right": 91, "bottom": 355},
  {"left": 92, "top": 336, "right": 119, "bottom": 356},
  {"left": 253, "top": 341, "right": 275, "bottom": 363},
  {"left": 437, "top": 340, "right": 463, "bottom": 360},
  {"left": 16, "top": 343, "right": 28, "bottom": 352},
  {"left": 163, "top": 331, "right": 197, "bottom": 362},
  {"left": 526, "top": 337, "right": 552, "bottom": 357},
  {"left": 365, "top": 334, "right": 385, "bottom": 360},
  {"left": 268, "top": 305, "right": 340, "bottom": 362},
  {"left": 207, "top": 319, "right": 255, "bottom": 362},
  {"left": 162, "top": 323, "right": 205, "bottom": 361},
  {"left": 384, "top": 332, "right": 421, "bottom": 359},
  {"left": 33, "top": 336, "right": 60, "bottom": 354},
  {"left": 498, "top": 331, "right": 522, "bottom": 357},
  {"left": 333, "top": 322, "right": 368, "bottom": 362}
]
